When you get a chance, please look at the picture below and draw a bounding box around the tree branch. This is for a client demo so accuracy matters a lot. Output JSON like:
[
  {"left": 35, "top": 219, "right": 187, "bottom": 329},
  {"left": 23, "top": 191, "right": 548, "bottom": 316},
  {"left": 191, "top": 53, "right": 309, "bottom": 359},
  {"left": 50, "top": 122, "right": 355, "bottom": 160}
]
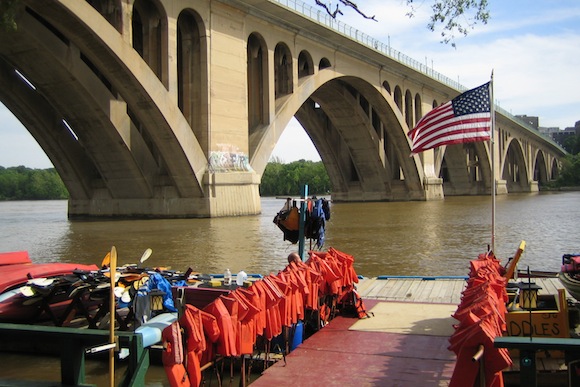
[{"left": 315, "top": 0, "right": 377, "bottom": 21}]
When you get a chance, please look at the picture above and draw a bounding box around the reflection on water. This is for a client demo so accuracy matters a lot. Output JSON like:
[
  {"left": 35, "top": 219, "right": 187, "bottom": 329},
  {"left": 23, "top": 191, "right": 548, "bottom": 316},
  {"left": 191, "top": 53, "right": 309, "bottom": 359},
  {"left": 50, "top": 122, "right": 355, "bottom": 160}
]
[{"left": 1, "top": 192, "right": 579, "bottom": 277}]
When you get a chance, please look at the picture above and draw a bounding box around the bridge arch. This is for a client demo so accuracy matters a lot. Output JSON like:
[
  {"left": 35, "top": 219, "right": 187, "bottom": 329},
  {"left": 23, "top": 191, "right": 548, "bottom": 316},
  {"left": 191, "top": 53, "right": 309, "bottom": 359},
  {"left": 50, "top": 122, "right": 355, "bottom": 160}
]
[
  {"left": 551, "top": 159, "right": 560, "bottom": 180},
  {"left": 382, "top": 81, "right": 391, "bottom": 94},
  {"left": 414, "top": 93, "right": 422, "bottom": 125},
  {"left": 438, "top": 142, "right": 491, "bottom": 196},
  {"left": 533, "top": 149, "right": 549, "bottom": 186},
  {"left": 502, "top": 139, "right": 530, "bottom": 192},
  {"left": 247, "top": 32, "right": 269, "bottom": 132},
  {"left": 298, "top": 50, "right": 314, "bottom": 78},
  {"left": 394, "top": 86, "right": 403, "bottom": 111},
  {"left": 0, "top": 1, "right": 214, "bottom": 214},
  {"left": 177, "top": 9, "right": 208, "bottom": 152},
  {"left": 319, "top": 57, "right": 331, "bottom": 69},
  {"left": 274, "top": 42, "right": 293, "bottom": 98},
  {"left": 250, "top": 68, "right": 424, "bottom": 201},
  {"left": 404, "top": 90, "right": 413, "bottom": 128},
  {"left": 133, "top": 0, "right": 168, "bottom": 88}
]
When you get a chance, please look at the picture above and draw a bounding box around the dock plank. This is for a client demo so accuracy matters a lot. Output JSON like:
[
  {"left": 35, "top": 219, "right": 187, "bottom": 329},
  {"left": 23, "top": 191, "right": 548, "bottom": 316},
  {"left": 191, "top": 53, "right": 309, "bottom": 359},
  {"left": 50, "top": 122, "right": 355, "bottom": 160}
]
[
  {"left": 360, "top": 278, "right": 390, "bottom": 299},
  {"left": 416, "top": 280, "right": 437, "bottom": 302},
  {"left": 428, "top": 280, "right": 446, "bottom": 303},
  {"left": 355, "top": 277, "right": 374, "bottom": 294},
  {"left": 388, "top": 279, "right": 414, "bottom": 300},
  {"left": 357, "top": 277, "right": 570, "bottom": 305}
]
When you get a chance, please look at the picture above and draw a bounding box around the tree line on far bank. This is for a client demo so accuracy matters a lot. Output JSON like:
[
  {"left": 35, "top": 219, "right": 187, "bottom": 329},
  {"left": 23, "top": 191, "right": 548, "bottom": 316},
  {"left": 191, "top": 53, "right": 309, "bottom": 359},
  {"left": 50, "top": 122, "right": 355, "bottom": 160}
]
[
  {"left": 2, "top": 143, "right": 579, "bottom": 201},
  {"left": 0, "top": 166, "right": 68, "bottom": 200},
  {"left": 0, "top": 160, "right": 330, "bottom": 201},
  {"left": 260, "top": 159, "right": 331, "bottom": 197},
  {"left": 553, "top": 134, "right": 580, "bottom": 188}
]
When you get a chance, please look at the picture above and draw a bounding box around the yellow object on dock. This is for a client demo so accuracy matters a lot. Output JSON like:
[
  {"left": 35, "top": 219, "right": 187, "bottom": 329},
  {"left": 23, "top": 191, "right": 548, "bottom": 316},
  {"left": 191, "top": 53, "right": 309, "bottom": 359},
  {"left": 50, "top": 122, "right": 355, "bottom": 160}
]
[{"left": 208, "top": 280, "right": 222, "bottom": 288}]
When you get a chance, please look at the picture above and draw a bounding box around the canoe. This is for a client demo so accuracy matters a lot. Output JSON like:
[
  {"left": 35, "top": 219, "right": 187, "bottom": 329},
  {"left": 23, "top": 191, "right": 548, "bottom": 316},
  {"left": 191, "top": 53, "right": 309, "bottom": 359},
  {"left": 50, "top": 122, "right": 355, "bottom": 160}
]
[
  {"left": 0, "top": 252, "right": 99, "bottom": 324},
  {"left": 0, "top": 251, "right": 32, "bottom": 266},
  {"left": 558, "top": 253, "right": 580, "bottom": 301},
  {"left": 558, "top": 271, "right": 580, "bottom": 301}
]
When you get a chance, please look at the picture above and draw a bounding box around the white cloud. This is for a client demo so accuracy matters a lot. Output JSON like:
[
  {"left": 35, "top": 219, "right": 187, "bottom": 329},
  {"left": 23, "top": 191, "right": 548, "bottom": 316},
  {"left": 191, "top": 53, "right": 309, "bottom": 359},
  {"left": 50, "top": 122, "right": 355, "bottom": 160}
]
[{"left": 420, "top": 31, "right": 580, "bottom": 128}]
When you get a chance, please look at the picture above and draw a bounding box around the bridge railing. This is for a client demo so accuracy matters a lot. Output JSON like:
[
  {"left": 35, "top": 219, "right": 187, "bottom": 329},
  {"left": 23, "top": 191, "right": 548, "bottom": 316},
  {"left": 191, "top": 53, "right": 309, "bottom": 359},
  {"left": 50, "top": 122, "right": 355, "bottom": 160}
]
[
  {"left": 271, "top": 0, "right": 564, "bottom": 151},
  {"left": 272, "top": 0, "right": 465, "bottom": 91}
]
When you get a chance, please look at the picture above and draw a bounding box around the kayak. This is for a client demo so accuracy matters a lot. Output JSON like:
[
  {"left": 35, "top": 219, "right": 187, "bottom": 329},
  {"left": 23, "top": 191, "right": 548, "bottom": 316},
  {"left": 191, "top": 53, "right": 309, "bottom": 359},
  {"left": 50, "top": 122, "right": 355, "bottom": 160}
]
[{"left": 0, "top": 251, "right": 99, "bottom": 324}]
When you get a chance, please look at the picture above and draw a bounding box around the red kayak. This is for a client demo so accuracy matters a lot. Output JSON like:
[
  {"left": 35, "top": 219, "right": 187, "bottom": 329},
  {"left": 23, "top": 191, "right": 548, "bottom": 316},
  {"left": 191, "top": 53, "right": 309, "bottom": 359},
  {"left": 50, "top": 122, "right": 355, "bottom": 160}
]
[{"left": 0, "top": 251, "right": 99, "bottom": 324}]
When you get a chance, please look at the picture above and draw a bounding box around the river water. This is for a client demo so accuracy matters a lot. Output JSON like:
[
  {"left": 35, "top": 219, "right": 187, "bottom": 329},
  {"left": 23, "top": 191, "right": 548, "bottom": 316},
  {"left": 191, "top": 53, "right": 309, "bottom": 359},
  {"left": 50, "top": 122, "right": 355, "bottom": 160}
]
[
  {"left": 1, "top": 192, "right": 579, "bottom": 276},
  {"left": 1, "top": 192, "right": 580, "bottom": 385}
]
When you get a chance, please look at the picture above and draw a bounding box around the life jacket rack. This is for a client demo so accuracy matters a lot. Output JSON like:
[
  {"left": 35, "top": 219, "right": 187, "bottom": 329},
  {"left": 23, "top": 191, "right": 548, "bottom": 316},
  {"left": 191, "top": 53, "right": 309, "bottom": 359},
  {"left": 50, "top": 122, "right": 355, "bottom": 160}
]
[{"left": 273, "top": 184, "right": 331, "bottom": 259}]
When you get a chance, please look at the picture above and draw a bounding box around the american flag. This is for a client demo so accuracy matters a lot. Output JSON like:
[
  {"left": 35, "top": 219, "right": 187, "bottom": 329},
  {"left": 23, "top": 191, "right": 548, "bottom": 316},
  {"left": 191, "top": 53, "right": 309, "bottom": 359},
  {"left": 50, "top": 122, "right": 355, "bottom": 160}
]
[{"left": 407, "top": 82, "right": 492, "bottom": 155}]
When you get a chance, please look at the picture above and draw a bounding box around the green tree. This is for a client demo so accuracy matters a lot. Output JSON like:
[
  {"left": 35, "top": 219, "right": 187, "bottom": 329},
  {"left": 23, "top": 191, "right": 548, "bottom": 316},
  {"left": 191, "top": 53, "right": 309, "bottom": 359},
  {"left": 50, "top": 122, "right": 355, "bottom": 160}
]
[
  {"left": 260, "top": 160, "right": 331, "bottom": 196},
  {"left": 0, "top": 0, "right": 18, "bottom": 32},
  {"left": 0, "top": 166, "right": 68, "bottom": 200},
  {"left": 556, "top": 154, "right": 580, "bottom": 187},
  {"left": 562, "top": 135, "right": 580, "bottom": 155}
]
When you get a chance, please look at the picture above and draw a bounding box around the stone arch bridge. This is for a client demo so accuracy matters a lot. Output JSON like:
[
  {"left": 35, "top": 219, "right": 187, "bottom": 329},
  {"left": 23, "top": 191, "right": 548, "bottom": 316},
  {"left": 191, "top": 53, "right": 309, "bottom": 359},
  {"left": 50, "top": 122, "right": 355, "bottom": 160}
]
[{"left": 0, "top": 0, "right": 565, "bottom": 218}]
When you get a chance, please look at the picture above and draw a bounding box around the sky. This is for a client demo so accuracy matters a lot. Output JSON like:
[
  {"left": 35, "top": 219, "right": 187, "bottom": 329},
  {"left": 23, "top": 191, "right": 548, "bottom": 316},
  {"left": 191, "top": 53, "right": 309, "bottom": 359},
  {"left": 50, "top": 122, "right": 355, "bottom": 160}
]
[{"left": 0, "top": 0, "right": 579, "bottom": 168}]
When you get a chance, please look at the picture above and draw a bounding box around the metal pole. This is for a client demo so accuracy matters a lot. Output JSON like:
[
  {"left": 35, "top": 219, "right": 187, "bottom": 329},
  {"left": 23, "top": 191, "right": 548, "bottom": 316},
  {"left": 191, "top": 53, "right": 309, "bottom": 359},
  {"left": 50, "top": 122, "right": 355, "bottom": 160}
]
[
  {"left": 109, "top": 246, "right": 117, "bottom": 387},
  {"left": 490, "top": 72, "right": 496, "bottom": 253},
  {"left": 298, "top": 184, "right": 308, "bottom": 261}
]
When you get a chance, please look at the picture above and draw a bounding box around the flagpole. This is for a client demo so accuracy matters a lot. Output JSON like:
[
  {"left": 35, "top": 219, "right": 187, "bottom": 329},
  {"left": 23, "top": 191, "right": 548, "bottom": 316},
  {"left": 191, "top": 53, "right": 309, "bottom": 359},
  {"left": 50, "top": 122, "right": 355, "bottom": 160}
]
[{"left": 490, "top": 71, "right": 496, "bottom": 253}]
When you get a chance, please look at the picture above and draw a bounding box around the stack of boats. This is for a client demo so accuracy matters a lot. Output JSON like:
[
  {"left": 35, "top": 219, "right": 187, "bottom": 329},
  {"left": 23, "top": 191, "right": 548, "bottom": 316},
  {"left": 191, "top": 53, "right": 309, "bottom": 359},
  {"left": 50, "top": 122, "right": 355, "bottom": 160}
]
[
  {"left": 0, "top": 251, "right": 100, "bottom": 325},
  {"left": 0, "top": 250, "right": 186, "bottom": 328}
]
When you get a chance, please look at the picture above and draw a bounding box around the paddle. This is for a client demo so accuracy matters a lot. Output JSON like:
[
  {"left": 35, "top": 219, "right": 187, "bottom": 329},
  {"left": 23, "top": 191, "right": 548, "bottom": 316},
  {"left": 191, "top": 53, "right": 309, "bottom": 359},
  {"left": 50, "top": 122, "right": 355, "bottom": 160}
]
[
  {"left": 109, "top": 246, "right": 117, "bottom": 387},
  {"left": 138, "top": 248, "right": 152, "bottom": 267},
  {"left": 504, "top": 241, "right": 526, "bottom": 280},
  {"left": 101, "top": 252, "right": 111, "bottom": 269}
]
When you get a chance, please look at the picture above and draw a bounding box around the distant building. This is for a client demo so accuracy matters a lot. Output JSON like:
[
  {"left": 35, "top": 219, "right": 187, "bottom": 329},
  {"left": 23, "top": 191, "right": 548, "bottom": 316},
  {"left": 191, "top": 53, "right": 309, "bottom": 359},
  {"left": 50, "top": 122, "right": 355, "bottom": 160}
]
[
  {"left": 538, "top": 120, "right": 580, "bottom": 147},
  {"left": 515, "top": 114, "right": 539, "bottom": 130},
  {"left": 516, "top": 115, "right": 580, "bottom": 148}
]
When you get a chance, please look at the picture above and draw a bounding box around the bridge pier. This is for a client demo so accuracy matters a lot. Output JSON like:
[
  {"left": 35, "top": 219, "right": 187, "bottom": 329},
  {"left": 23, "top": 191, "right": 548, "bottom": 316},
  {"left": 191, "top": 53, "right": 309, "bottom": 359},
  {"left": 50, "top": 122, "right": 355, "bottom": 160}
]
[
  {"left": 424, "top": 177, "right": 445, "bottom": 200},
  {"left": 68, "top": 172, "right": 261, "bottom": 219},
  {"left": 496, "top": 180, "right": 508, "bottom": 195}
]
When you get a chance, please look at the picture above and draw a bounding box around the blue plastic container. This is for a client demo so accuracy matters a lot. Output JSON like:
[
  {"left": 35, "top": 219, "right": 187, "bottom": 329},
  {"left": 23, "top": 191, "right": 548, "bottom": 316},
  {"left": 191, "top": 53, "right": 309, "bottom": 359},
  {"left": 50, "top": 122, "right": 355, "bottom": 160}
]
[{"left": 291, "top": 321, "right": 304, "bottom": 350}]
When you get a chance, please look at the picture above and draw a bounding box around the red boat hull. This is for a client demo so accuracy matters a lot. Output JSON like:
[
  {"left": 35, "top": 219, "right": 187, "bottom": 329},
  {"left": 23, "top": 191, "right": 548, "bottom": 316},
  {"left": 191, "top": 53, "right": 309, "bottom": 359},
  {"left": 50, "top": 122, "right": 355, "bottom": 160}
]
[{"left": 0, "top": 253, "right": 99, "bottom": 324}]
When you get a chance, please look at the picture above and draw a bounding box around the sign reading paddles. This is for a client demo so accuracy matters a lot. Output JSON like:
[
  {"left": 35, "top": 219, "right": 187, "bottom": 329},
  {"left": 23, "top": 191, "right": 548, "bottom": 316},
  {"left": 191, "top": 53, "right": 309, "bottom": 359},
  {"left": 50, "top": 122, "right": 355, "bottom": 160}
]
[{"left": 506, "top": 289, "right": 569, "bottom": 339}]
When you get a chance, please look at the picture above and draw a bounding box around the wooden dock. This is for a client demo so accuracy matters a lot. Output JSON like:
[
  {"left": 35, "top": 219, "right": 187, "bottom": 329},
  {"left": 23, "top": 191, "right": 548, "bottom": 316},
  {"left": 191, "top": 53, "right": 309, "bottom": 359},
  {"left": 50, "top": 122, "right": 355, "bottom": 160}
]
[
  {"left": 356, "top": 276, "right": 468, "bottom": 304},
  {"left": 251, "top": 276, "right": 571, "bottom": 387},
  {"left": 356, "top": 275, "right": 567, "bottom": 303}
]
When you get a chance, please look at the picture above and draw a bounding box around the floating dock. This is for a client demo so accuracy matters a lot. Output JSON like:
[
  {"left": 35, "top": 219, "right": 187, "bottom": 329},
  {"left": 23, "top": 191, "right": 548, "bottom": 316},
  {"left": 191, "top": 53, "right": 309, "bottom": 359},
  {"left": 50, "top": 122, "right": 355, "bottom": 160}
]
[{"left": 252, "top": 276, "right": 572, "bottom": 387}]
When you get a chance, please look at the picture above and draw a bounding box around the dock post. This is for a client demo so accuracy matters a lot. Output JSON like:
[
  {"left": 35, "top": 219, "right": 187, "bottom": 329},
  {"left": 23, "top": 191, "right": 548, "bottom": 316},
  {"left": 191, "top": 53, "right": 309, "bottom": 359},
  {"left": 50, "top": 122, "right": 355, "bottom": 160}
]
[
  {"left": 61, "top": 337, "right": 87, "bottom": 385},
  {"left": 519, "top": 350, "right": 537, "bottom": 386},
  {"left": 123, "top": 332, "right": 149, "bottom": 387}
]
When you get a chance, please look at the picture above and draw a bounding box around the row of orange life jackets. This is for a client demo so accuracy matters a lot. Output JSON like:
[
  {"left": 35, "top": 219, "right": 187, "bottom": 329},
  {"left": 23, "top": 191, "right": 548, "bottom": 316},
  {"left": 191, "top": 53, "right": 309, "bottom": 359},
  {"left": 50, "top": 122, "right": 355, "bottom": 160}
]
[
  {"left": 162, "top": 247, "right": 360, "bottom": 387},
  {"left": 448, "top": 252, "right": 512, "bottom": 387}
]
